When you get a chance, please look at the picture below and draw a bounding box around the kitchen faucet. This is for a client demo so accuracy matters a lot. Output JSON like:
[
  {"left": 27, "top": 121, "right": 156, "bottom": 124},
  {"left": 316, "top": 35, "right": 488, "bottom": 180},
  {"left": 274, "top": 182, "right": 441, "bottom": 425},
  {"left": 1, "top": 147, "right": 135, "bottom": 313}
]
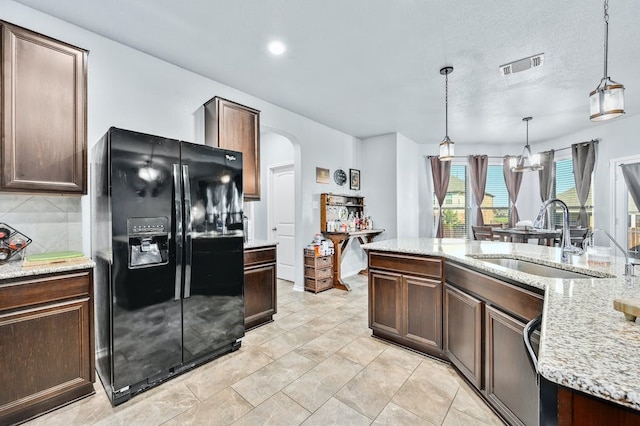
[
  {"left": 583, "top": 228, "right": 635, "bottom": 276},
  {"left": 533, "top": 198, "right": 583, "bottom": 262}
]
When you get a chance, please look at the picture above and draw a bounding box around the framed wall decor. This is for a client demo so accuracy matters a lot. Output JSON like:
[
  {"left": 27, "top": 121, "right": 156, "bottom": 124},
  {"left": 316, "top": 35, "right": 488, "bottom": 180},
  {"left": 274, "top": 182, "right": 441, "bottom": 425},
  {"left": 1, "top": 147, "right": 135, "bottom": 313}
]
[
  {"left": 316, "top": 167, "right": 330, "bottom": 184},
  {"left": 349, "top": 169, "right": 360, "bottom": 190}
]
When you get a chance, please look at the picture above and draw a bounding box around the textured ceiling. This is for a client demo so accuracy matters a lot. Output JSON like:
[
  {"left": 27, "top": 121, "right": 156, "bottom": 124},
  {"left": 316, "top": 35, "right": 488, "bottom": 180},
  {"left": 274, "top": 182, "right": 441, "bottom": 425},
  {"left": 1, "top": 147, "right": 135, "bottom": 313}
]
[{"left": 13, "top": 0, "right": 640, "bottom": 145}]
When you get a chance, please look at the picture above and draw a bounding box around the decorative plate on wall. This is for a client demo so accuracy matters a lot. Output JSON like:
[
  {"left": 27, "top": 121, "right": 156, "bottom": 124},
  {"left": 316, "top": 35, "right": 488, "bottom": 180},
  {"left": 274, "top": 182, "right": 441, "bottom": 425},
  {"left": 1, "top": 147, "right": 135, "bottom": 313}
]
[{"left": 334, "top": 169, "right": 347, "bottom": 185}]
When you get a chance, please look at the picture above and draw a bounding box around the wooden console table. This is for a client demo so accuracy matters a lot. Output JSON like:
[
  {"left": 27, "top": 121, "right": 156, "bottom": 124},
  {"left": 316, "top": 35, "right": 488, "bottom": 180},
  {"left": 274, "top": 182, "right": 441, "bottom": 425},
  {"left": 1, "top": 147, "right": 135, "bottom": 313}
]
[{"left": 322, "top": 229, "right": 384, "bottom": 291}]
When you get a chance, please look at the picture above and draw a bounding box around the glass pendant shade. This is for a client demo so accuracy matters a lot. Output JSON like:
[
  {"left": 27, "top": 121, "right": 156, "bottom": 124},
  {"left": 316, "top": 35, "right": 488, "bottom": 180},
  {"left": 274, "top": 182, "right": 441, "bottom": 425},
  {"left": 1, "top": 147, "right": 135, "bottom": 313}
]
[
  {"left": 510, "top": 117, "right": 543, "bottom": 172},
  {"left": 438, "top": 66, "right": 455, "bottom": 161},
  {"left": 590, "top": 0, "right": 625, "bottom": 121},
  {"left": 509, "top": 157, "right": 518, "bottom": 169},
  {"left": 439, "top": 136, "right": 454, "bottom": 161},
  {"left": 510, "top": 145, "right": 543, "bottom": 172},
  {"left": 590, "top": 77, "right": 625, "bottom": 121}
]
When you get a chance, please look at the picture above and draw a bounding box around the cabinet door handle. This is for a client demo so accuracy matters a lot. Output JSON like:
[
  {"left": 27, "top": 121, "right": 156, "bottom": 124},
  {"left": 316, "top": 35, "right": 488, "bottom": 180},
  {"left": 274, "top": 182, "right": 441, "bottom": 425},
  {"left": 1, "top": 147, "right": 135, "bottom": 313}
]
[{"left": 272, "top": 227, "right": 277, "bottom": 231}]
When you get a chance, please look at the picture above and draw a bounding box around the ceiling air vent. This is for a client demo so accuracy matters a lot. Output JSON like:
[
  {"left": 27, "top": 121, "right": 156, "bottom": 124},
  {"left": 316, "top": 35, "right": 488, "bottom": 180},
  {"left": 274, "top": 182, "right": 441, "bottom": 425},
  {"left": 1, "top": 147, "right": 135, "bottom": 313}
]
[{"left": 500, "top": 53, "right": 544, "bottom": 76}]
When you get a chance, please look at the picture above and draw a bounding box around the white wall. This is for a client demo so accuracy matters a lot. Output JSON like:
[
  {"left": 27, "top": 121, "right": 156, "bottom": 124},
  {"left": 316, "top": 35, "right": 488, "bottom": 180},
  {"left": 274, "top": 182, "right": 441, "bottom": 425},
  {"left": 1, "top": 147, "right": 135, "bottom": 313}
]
[
  {"left": 361, "top": 134, "right": 398, "bottom": 241},
  {"left": 396, "top": 134, "right": 421, "bottom": 238},
  {"left": 3, "top": 0, "right": 360, "bottom": 291}
]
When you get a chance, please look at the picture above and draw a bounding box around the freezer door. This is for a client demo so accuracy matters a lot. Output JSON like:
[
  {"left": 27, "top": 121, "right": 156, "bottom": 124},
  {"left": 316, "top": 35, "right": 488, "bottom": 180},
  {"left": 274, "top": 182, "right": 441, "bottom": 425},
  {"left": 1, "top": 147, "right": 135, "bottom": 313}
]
[
  {"left": 180, "top": 141, "right": 245, "bottom": 363},
  {"left": 108, "top": 128, "right": 183, "bottom": 390}
]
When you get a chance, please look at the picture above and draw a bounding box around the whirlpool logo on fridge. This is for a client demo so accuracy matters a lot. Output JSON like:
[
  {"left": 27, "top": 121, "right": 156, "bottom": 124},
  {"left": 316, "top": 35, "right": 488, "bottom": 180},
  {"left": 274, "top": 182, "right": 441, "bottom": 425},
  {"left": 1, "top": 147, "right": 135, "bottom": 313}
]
[{"left": 225, "top": 154, "right": 236, "bottom": 161}]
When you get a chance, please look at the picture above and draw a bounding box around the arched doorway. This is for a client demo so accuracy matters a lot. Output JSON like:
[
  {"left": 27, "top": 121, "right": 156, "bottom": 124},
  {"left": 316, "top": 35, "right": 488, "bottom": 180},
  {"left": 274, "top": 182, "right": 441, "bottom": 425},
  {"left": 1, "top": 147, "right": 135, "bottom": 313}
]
[{"left": 246, "top": 130, "right": 299, "bottom": 284}]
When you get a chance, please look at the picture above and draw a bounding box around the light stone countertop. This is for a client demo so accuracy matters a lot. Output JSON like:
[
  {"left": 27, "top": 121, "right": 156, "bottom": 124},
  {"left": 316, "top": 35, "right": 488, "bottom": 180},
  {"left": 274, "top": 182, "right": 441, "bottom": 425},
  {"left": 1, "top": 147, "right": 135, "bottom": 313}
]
[
  {"left": 360, "top": 237, "right": 640, "bottom": 411},
  {"left": 0, "top": 256, "right": 95, "bottom": 280},
  {"left": 244, "top": 239, "right": 277, "bottom": 250}
]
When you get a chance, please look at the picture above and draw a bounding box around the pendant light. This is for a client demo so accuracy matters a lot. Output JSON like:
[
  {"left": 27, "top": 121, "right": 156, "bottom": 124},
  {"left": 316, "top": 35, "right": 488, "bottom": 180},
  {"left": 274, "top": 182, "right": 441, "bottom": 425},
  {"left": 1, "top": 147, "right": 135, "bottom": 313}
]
[
  {"left": 589, "top": 0, "right": 624, "bottom": 121},
  {"left": 510, "top": 117, "right": 543, "bottom": 172},
  {"left": 438, "top": 66, "right": 455, "bottom": 161}
]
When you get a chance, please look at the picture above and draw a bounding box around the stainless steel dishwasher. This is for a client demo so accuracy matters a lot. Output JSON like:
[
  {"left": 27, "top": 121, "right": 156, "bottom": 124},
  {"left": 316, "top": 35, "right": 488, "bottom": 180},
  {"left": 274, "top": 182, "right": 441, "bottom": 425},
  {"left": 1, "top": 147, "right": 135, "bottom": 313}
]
[{"left": 524, "top": 315, "right": 559, "bottom": 426}]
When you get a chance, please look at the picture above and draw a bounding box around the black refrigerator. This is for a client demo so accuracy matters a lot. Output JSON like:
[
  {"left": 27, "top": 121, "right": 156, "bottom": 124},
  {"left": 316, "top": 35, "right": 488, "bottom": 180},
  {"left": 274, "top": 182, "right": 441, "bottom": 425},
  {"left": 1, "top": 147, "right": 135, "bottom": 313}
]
[{"left": 91, "top": 127, "right": 245, "bottom": 405}]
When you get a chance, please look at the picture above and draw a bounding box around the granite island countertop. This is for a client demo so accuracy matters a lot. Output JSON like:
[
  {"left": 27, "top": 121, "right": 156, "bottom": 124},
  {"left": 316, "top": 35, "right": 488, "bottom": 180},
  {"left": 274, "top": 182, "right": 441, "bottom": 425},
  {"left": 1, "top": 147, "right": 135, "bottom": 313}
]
[
  {"left": 0, "top": 257, "right": 95, "bottom": 280},
  {"left": 244, "top": 239, "right": 277, "bottom": 250},
  {"left": 361, "top": 237, "right": 640, "bottom": 411}
]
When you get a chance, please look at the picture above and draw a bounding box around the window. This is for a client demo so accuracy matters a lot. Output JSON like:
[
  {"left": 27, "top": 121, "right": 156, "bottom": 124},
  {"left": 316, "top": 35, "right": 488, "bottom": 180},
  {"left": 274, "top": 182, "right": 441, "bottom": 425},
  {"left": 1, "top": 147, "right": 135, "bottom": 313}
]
[
  {"left": 481, "top": 165, "right": 509, "bottom": 226},
  {"left": 433, "top": 165, "right": 467, "bottom": 238},
  {"left": 553, "top": 158, "right": 593, "bottom": 227}
]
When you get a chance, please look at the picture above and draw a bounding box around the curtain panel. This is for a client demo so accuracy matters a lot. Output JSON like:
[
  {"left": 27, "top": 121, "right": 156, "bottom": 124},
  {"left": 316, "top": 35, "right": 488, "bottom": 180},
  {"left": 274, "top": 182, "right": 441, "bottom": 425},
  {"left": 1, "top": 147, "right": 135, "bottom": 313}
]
[
  {"left": 538, "top": 150, "right": 555, "bottom": 228},
  {"left": 469, "top": 155, "right": 488, "bottom": 226},
  {"left": 572, "top": 141, "right": 597, "bottom": 228},
  {"left": 430, "top": 156, "right": 451, "bottom": 238},
  {"left": 621, "top": 162, "right": 640, "bottom": 213},
  {"left": 503, "top": 156, "right": 523, "bottom": 227}
]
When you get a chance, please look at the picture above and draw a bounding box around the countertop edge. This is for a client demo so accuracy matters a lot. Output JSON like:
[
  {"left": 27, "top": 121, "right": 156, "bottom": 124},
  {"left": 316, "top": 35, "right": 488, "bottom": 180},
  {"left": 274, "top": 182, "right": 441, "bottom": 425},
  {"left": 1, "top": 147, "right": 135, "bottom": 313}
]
[
  {"left": 0, "top": 259, "right": 95, "bottom": 281},
  {"left": 244, "top": 240, "right": 277, "bottom": 250}
]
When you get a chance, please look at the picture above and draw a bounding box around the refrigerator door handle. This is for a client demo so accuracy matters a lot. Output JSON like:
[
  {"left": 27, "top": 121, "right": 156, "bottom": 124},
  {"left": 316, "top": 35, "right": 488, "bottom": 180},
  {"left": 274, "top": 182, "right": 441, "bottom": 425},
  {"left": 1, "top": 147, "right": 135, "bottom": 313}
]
[
  {"left": 173, "top": 164, "right": 183, "bottom": 301},
  {"left": 182, "top": 164, "right": 193, "bottom": 298}
]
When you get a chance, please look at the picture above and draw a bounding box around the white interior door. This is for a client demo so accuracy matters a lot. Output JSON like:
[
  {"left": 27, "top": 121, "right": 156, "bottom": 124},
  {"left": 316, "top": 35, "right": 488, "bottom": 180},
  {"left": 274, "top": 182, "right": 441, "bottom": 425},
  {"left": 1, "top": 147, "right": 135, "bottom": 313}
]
[{"left": 270, "top": 164, "right": 295, "bottom": 281}]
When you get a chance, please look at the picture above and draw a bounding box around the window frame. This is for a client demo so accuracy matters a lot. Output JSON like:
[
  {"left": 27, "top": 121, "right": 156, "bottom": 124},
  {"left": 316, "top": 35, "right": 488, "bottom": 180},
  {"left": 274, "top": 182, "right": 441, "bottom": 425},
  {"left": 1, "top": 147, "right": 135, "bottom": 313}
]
[
  {"left": 479, "top": 163, "right": 510, "bottom": 228},
  {"left": 551, "top": 156, "right": 594, "bottom": 229},
  {"left": 433, "top": 163, "right": 469, "bottom": 238}
]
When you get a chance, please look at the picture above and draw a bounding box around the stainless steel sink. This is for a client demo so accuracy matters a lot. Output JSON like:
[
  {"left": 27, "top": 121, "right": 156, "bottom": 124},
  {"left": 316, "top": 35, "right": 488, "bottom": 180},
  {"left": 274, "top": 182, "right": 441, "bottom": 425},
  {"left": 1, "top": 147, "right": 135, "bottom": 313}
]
[{"left": 472, "top": 257, "right": 610, "bottom": 279}]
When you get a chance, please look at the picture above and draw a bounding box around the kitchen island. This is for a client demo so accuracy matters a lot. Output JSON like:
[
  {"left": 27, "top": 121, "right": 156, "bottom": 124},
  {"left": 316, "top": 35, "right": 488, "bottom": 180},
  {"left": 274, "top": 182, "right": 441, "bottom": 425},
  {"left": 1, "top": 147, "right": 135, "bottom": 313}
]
[{"left": 361, "top": 238, "right": 640, "bottom": 425}]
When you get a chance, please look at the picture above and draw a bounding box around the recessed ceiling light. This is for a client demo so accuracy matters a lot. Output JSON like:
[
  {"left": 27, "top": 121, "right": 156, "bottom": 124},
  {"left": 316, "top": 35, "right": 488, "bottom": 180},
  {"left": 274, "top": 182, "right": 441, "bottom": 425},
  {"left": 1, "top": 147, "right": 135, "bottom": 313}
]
[{"left": 267, "top": 41, "right": 286, "bottom": 55}]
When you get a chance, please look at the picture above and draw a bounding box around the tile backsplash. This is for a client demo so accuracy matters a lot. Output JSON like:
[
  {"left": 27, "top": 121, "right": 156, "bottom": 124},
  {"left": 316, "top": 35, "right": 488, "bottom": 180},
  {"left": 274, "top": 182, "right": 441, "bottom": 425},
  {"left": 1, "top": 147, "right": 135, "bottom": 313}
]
[{"left": 0, "top": 194, "right": 82, "bottom": 256}]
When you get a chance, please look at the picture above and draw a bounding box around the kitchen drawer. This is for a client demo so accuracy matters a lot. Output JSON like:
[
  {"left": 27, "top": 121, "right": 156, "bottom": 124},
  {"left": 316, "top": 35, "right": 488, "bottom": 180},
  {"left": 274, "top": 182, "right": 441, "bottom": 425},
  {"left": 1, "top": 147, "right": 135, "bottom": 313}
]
[
  {"left": 445, "top": 261, "right": 543, "bottom": 322},
  {"left": 304, "top": 265, "right": 332, "bottom": 280},
  {"left": 0, "top": 270, "right": 92, "bottom": 312},
  {"left": 305, "top": 277, "right": 333, "bottom": 293},
  {"left": 369, "top": 251, "right": 442, "bottom": 279},
  {"left": 304, "top": 254, "right": 333, "bottom": 268},
  {"left": 244, "top": 247, "right": 276, "bottom": 267}
]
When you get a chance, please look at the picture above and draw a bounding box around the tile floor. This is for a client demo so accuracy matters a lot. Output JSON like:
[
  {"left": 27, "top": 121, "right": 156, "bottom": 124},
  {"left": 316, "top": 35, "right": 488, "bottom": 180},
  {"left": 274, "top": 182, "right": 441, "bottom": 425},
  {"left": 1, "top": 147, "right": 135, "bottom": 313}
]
[{"left": 25, "top": 274, "right": 503, "bottom": 426}]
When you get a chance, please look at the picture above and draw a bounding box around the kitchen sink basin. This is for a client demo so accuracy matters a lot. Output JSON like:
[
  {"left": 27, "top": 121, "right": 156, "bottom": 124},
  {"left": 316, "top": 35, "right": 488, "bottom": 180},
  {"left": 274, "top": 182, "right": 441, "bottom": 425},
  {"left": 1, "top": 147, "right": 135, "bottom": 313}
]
[{"left": 472, "top": 256, "right": 611, "bottom": 279}]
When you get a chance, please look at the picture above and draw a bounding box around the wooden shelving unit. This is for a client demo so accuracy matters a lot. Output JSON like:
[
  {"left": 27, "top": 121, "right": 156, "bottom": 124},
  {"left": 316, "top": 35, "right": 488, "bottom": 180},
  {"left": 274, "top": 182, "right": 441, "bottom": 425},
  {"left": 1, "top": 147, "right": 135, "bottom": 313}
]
[{"left": 320, "top": 193, "right": 365, "bottom": 232}]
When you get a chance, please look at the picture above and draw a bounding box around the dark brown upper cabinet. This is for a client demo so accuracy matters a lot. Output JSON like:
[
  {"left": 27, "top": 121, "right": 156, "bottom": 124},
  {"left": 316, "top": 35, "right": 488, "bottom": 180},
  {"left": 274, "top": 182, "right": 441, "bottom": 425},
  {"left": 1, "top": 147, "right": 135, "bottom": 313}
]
[
  {"left": 1, "top": 21, "right": 88, "bottom": 194},
  {"left": 204, "top": 96, "right": 260, "bottom": 201}
]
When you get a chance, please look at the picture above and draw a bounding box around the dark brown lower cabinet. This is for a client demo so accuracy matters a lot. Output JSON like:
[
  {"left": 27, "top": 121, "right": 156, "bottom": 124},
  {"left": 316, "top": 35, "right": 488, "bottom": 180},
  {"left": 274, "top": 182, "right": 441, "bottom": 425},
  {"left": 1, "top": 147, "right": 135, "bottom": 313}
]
[
  {"left": 370, "top": 255, "right": 640, "bottom": 425},
  {"left": 444, "top": 283, "right": 482, "bottom": 388},
  {"left": 485, "top": 305, "right": 539, "bottom": 426},
  {"left": 369, "top": 270, "right": 402, "bottom": 336},
  {"left": 403, "top": 275, "right": 442, "bottom": 349},
  {"left": 0, "top": 269, "right": 95, "bottom": 425},
  {"left": 555, "top": 385, "right": 640, "bottom": 425},
  {"left": 244, "top": 245, "right": 277, "bottom": 330},
  {"left": 444, "top": 261, "right": 543, "bottom": 426},
  {"left": 368, "top": 251, "right": 444, "bottom": 358}
]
